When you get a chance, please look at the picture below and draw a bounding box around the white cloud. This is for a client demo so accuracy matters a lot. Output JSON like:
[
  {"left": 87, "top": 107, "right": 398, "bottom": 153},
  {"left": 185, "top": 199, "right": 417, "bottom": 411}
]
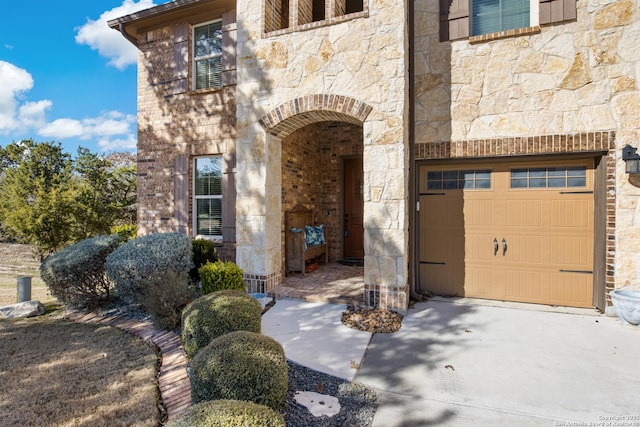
[
  {"left": 38, "top": 111, "right": 136, "bottom": 150},
  {"left": 75, "top": 0, "right": 156, "bottom": 70},
  {"left": 98, "top": 134, "right": 137, "bottom": 152},
  {"left": 0, "top": 60, "right": 137, "bottom": 152},
  {"left": 0, "top": 61, "right": 41, "bottom": 132},
  {"left": 39, "top": 118, "right": 85, "bottom": 139}
]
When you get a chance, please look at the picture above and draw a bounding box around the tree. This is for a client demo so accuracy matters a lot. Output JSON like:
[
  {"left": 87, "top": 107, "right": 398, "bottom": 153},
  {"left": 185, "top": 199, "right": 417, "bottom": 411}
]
[
  {"left": 0, "top": 140, "right": 137, "bottom": 258},
  {"left": 0, "top": 140, "right": 77, "bottom": 259},
  {"left": 73, "top": 148, "right": 137, "bottom": 238}
]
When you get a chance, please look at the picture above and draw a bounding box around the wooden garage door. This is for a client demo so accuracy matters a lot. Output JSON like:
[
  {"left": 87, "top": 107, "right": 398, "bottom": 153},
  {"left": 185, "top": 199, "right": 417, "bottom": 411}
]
[{"left": 418, "top": 159, "right": 594, "bottom": 308}]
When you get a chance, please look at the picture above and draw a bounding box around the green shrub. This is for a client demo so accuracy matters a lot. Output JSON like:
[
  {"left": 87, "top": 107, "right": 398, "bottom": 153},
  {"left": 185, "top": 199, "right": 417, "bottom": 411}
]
[
  {"left": 199, "top": 261, "right": 244, "bottom": 295},
  {"left": 191, "top": 331, "right": 288, "bottom": 409},
  {"left": 182, "top": 290, "right": 261, "bottom": 359},
  {"left": 105, "top": 232, "right": 194, "bottom": 305},
  {"left": 110, "top": 224, "right": 137, "bottom": 242},
  {"left": 165, "top": 400, "right": 285, "bottom": 427},
  {"left": 39, "top": 235, "right": 121, "bottom": 308},
  {"left": 140, "top": 270, "right": 196, "bottom": 330},
  {"left": 190, "top": 238, "right": 218, "bottom": 284}
]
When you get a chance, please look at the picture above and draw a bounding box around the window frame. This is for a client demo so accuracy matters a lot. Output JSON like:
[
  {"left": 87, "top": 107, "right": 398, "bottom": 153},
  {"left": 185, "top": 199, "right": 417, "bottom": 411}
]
[
  {"left": 193, "top": 156, "right": 224, "bottom": 240},
  {"left": 192, "top": 19, "right": 223, "bottom": 91}
]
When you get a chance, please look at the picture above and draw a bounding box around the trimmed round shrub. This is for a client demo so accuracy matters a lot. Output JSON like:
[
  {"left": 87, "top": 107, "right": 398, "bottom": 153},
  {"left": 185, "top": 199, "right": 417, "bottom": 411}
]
[
  {"left": 182, "top": 290, "right": 261, "bottom": 358},
  {"left": 199, "top": 260, "right": 244, "bottom": 295},
  {"left": 105, "top": 232, "right": 194, "bottom": 305},
  {"left": 165, "top": 400, "right": 285, "bottom": 427},
  {"left": 40, "top": 235, "right": 121, "bottom": 308},
  {"left": 191, "top": 331, "right": 288, "bottom": 409}
]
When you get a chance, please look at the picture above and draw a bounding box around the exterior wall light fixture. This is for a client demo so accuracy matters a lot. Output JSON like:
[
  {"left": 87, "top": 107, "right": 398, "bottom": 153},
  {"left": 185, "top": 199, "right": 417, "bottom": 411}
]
[{"left": 622, "top": 145, "right": 640, "bottom": 174}]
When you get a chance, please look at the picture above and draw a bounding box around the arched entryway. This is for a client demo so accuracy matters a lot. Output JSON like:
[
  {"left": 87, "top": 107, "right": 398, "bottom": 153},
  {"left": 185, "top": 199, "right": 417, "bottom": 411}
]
[{"left": 260, "top": 95, "right": 371, "bottom": 302}]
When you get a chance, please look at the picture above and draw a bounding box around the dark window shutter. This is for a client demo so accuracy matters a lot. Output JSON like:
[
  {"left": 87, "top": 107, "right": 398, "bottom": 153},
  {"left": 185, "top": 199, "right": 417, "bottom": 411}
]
[
  {"left": 173, "top": 24, "right": 189, "bottom": 94},
  {"left": 440, "top": 0, "right": 470, "bottom": 41},
  {"left": 222, "top": 153, "right": 236, "bottom": 242},
  {"left": 222, "top": 10, "right": 237, "bottom": 86},
  {"left": 539, "top": 0, "right": 576, "bottom": 25},
  {"left": 174, "top": 155, "right": 190, "bottom": 235}
]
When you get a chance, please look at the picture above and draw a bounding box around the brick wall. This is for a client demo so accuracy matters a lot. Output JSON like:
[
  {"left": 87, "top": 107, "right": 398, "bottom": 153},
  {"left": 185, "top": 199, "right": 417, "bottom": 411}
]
[
  {"left": 281, "top": 121, "right": 363, "bottom": 274},
  {"left": 137, "top": 21, "right": 237, "bottom": 261}
]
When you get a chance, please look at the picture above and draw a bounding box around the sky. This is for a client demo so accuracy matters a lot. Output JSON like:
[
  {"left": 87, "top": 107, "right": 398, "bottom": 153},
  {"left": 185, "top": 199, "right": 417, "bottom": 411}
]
[{"left": 0, "top": 0, "right": 165, "bottom": 155}]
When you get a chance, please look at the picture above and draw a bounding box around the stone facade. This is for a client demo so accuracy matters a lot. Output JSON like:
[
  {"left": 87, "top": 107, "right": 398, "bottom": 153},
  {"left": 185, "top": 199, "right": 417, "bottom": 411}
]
[
  {"left": 235, "top": 0, "right": 409, "bottom": 310},
  {"left": 414, "top": 0, "right": 639, "bottom": 307},
  {"left": 112, "top": 0, "right": 638, "bottom": 312}
]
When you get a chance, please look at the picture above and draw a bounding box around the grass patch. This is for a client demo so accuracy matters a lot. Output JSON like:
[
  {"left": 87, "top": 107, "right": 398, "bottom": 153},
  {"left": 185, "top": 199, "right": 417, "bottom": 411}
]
[{"left": 0, "top": 315, "right": 161, "bottom": 426}]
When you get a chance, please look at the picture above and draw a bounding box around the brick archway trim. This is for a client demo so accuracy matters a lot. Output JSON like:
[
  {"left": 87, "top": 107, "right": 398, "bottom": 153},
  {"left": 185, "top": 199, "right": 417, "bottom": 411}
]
[{"left": 259, "top": 94, "right": 373, "bottom": 138}]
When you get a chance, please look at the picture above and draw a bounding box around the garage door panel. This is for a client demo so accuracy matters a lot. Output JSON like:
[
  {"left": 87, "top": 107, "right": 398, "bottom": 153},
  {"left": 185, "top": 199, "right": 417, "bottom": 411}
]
[
  {"left": 465, "top": 266, "right": 503, "bottom": 298},
  {"left": 465, "top": 233, "right": 495, "bottom": 261},
  {"left": 464, "top": 199, "right": 494, "bottom": 227},
  {"left": 503, "top": 235, "right": 542, "bottom": 264},
  {"left": 504, "top": 269, "right": 544, "bottom": 302},
  {"left": 506, "top": 199, "right": 543, "bottom": 227},
  {"left": 550, "top": 199, "right": 592, "bottom": 229},
  {"left": 419, "top": 264, "right": 463, "bottom": 296},
  {"left": 549, "top": 272, "right": 592, "bottom": 307},
  {"left": 550, "top": 236, "right": 592, "bottom": 267}
]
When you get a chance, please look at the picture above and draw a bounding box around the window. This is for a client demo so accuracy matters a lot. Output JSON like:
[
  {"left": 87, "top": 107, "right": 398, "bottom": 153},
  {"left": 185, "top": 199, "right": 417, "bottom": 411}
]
[
  {"left": 472, "top": 0, "right": 530, "bottom": 36},
  {"left": 427, "top": 169, "right": 492, "bottom": 190},
  {"left": 440, "top": 0, "right": 576, "bottom": 41},
  {"left": 194, "top": 157, "right": 223, "bottom": 237},
  {"left": 510, "top": 166, "right": 586, "bottom": 188},
  {"left": 193, "top": 21, "right": 223, "bottom": 90}
]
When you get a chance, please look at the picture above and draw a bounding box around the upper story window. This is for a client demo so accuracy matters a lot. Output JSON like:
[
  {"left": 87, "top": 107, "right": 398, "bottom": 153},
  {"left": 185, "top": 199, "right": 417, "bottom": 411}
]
[
  {"left": 193, "top": 20, "right": 223, "bottom": 90},
  {"left": 472, "top": 0, "right": 531, "bottom": 36},
  {"left": 265, "top": 0, "right": 366, "bottom": 35},
  {"left": 440, "top": 0, "right": 576, "bottom": 41}
]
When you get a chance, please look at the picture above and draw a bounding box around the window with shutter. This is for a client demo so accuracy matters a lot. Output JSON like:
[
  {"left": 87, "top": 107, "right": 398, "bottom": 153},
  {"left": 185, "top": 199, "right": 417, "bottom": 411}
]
[
  {"left": 194, "top": 157, "right": 223, "bottom": 238},
  {"left": 193, "top": 21, "right": 223, "bottom": 90},
  {"left": 440, "top": 0, "right": 575, "bottom": 41}
]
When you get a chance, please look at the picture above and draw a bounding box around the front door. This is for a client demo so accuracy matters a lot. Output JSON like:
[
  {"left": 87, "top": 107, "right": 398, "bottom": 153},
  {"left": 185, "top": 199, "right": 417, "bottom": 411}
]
[{"left": 344, "top": 158, "right": 364, "bottom": 259}]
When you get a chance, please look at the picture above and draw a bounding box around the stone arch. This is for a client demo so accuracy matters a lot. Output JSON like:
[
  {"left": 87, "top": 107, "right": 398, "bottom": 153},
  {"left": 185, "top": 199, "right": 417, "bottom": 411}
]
[{"left": 259, "top": 94, "right": 373, "bottom": 138}]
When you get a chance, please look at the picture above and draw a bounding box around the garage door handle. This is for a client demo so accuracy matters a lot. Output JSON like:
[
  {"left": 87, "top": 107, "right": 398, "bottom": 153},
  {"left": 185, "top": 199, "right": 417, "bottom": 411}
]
[
  {"left": 502, "top": 238, "right": 507, "bottom": 256},
  {"left": 493, "top": 238, "right": 498, "bottom": 256}
]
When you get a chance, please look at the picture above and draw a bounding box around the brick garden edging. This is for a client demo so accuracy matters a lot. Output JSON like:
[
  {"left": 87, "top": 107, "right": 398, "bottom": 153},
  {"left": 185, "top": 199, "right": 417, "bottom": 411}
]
[{"left": 64, "top": 310, "right": 191, "bottom": 421}]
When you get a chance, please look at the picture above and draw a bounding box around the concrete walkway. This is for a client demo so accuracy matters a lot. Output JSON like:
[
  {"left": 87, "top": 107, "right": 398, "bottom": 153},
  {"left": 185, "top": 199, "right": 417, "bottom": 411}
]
[{"left": 263, "top": 297, "right": 640, "bottom": 426}]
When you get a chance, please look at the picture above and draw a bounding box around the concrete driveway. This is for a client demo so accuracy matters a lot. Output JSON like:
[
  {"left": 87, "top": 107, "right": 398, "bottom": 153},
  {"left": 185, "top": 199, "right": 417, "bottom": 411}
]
[{"left": 356, "top": 298, "right": 640, "bottom": 426}]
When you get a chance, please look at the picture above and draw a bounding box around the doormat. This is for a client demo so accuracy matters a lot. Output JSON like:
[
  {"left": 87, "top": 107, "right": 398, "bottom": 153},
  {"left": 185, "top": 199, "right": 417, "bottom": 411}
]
[{"left": 337, "top": 258, "right": 364, "bottom": 267}]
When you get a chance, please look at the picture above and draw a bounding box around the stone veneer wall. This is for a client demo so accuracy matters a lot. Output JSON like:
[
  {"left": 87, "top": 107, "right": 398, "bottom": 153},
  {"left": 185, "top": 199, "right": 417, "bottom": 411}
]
[
  {"left": 136, "top": 23, "right": 237, "bottom": 260},
  {"left": 414, "top": 0, "right": 639, "bottom": 301},
  {"left": 281, "top": 121, "right": 363, "bottom": 272},
  {"left": 235, "top": 0, "right": 409, "bottom": 310}
]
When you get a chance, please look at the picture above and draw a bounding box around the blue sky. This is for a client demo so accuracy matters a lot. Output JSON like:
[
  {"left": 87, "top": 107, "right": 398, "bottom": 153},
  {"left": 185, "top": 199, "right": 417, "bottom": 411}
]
[{"left": 0, "top": 0, "right": 163, "bottom": 154}]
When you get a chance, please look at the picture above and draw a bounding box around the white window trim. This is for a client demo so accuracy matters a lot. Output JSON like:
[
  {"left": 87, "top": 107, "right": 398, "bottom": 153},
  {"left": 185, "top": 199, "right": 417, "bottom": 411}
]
[
  {"left": 193, "top": 156, "right": 223, "bottom": 240},
  {"left": 470, "top": 0, "right": 539, "bottom": 37},
  {"left": 192, "top": 19, "right": 223, "bottom": 91}
]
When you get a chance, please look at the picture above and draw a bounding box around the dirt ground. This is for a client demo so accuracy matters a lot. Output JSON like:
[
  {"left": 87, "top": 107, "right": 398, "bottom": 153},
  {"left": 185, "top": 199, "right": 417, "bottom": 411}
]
[{"left": 0, "top": 243, "right": 54, "bottom": 306}]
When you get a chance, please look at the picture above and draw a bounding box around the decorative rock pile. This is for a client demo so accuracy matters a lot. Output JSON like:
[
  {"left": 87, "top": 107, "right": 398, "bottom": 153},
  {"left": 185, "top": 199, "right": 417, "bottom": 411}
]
[{"left": 341, "top": 305, "right": 403, "bottom": 334}]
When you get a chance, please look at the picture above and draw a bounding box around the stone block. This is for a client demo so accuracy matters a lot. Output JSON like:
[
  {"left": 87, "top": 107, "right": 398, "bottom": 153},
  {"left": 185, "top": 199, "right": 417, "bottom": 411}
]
[{"left": 0, "top": 301, "right": 45, "bottom": 319}]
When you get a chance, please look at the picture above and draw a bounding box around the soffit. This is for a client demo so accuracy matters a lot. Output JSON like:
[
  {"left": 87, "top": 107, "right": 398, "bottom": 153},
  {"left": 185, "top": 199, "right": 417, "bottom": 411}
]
[{"left": 107, "top": 0, "right": 235, "bottom": 45}]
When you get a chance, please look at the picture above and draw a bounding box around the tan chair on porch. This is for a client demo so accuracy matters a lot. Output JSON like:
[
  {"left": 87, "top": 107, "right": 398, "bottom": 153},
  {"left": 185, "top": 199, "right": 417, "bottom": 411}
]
[{"left": 285, "top": 204, "right": 328, "bottom": 276}]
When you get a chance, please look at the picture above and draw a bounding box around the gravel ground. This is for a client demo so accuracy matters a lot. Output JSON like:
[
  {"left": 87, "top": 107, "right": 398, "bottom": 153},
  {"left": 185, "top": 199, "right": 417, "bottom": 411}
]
[{"left": 281, "top": 360, "right": 378, "bottom": 427}]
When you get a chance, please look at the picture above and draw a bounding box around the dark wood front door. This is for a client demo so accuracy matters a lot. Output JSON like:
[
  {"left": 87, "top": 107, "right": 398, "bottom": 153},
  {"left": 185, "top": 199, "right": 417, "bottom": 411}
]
[{"left": 343, "top": 158, "right": 364, "bottom": 259}]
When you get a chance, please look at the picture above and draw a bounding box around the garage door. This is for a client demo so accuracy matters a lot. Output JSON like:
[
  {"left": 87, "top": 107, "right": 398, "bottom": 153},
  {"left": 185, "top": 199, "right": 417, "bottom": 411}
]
[{"left": 418, "top": 159, "right": 594, "bottom": 308}]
